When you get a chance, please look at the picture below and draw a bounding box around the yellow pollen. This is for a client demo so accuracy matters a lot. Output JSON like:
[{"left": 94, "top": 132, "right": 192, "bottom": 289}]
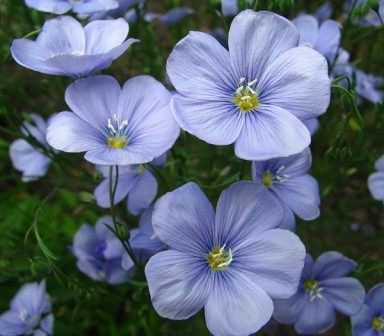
[
  {"left": 206, "top": 245, "right": 233, "bottom": 271},
  {"left": 262, "top": 171, "right": 272, "bottom": 188},
  {"left": 108, "top": 136, "right": 127, "bottom": 149},
  {"left": 304, "top": 278, "right": 318, "bottom": 292},
  {"left": 233, "top": 87, "right": 259, "bottom": 112},
  {"left": 372, "top": 317, "right": 384, "bottom": 331}
]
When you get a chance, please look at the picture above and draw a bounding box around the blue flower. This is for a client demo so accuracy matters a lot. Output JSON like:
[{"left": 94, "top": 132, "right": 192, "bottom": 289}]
[
  {"left": 0, "top": 280, "right": 54, "bottom": 336},
  {"left": 121, "top": 205, "right": 165, "bottom": 269},
  {"left": 24, "top": 0, "right": 119, "bottom": 15},
  {"left": 252, "top": 147, "right": 320, "bottom": 231},
  {"left": 292, "top": 14, "right": 341, "bottom": 64},
  {"left": 11, "top": 16, "right": 138, "bottom": 78},
  {"left": 167, "top": 10, "right": 330, "bottom": 160},
  {"left": 144, "top": 7, "right": 194, "bottom": 25},
  {"left": 273, "top": 251, "right": 365, "bottom": 334},
  {"left": 9, "top": 114, "right": 53, "bottom": 182},
  {"left": 351, "top": 283, "right": 384, "bottom": 336},
  {"left": 219, "top": 0, "right": 254, "bottom": 17},
  {"left": 355, "top": 69, "right": 384, "bottom": 104},
  {"left": 93, "top": 153, "right": 166, "bottom": 215},
  {"left": 71, "top": 216, "right": 134, "bottom": 285},
  {"left": 46, "top": 75, "right": 180, "bottom": 165},
  {"left": 145, "top": 182, "right": 306, "bottom": 335},
  {"left": 368, "top": 154, "right": 384, "bottom": 201}
]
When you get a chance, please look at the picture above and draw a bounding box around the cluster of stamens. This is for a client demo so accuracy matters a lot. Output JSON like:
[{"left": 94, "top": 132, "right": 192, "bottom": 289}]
[
  {"left": 107, "top": 114, "right": 129, "bottom": 149},
  {"left": 233, "top": 77, "right": 259, "bottom": 112},
  {"left": 206, "top": 244, "right": 233, "bottom": 271},
  {"left": 303, "top": 278, "right": 324, "bottom": 301},
  {"left": 372, "top": 317, "right": 384, "bottom": 331},
  {"left": 19, "top": 308, "right": 37, "bottom": 325},
  {"left": 262, "top": 166, "right": 290, "bottom": 188}
]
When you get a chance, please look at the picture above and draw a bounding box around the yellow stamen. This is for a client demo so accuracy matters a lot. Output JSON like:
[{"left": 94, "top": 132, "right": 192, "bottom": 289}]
[{"left": 206, "top": 245, "right": 233, "bottom": 271}]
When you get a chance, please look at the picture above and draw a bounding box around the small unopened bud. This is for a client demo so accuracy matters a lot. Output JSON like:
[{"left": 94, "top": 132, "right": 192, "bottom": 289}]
[
  {"left": 116, "top": 222, "right": 130, "bottom": 241},
  {"left": 78, "top": 192, "right": 95, "bottom": 203}
]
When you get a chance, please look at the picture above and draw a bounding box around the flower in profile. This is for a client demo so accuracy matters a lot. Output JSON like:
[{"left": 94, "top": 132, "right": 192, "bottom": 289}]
[
  {"left": 368, "top": 154, "right": 384, "bottom": 201},
  {"left": 355, "top": 69, "right": 384, "bottom": 104},
  {"left": 71, "top": 216, "right": 134, "bottom": 285},
  {"left": 11, "top": 16, "right": 138, "bottom": 78},
  {"left": 94, "top": 153, "right": 166, "bottom": 215},
  {"left": 145, "top": 182, "right": 306, "bottom": 335},
  {"left": 167, "top": 10, "right": 330, "bottom": 160},
  {"left": 0, "top": 280, "right": 54, "bottom": 336},
  {"left": 25, "top": 0, "right": 118, "bottom": 15},
  {"left": 273, "top": 251, "right": 365, "bottom": 334},
  {"left": 46, "top": 75, "right": 180, "bottom": 165},
  {"left": 252, "top": 147, "right": 320, "bottom": 231},
  {"left": 292, "top": 14, "right": 341, "bottom": 63},
  {"left": 122, "top": 205, "right": 165, "bottom": 269},
  {"left": 351, "top": 283, "right": 384, "bottom": 336},
  {"left": 9, "top": 114, "right": 53, "bottom": 182}
]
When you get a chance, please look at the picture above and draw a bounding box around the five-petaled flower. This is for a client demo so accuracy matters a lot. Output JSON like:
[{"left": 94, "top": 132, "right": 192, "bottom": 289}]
[{"left": 145, "top": 181, "right": 306, "bottom": 336}]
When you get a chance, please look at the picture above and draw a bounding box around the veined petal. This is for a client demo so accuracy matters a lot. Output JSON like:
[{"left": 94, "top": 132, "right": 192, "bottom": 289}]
[
  {"left": 84, "top": 18, "right": 128, "bottom": 54},
  {"left": 170, "top": 94, "right": 243, "bottom": 145},
  {"left": 0, "top": 310, "right": 27, "bottom": 335},
  {"left": 85, "top": 147, "right": 156, "bottom": 166},
  {"left": 104, "top": 259, "right": 133, "bottom": 285},
  {"left": 127, "top": 170, "right": 157, "bottom": 215},
  {"left": 273, "top": 175, "right": 320, "bottom": 220},
  {"left": 145, "top": 250, "right": 211, "bottom": 319},
  {"left": 236, "top": 229, "right": 306, "bottom": 299},
  {"left": 312, "top": 252, "right": 357, "bottom": 280},
  {"left": 25, "top": 0, "right": 72, "bottom": 14},
  {"left": 366, "top": 284, "right": 384, "bottom": 315},
  {"left": 205, "top": 270, "right": 273, "bottom": 336},
  {"left": 36, "top": 16, "right": 85, "bottom": 54},
  {"left": 368, "top": 172, "right": 384, "bottom": 201},
  {"left": 215, "top": 182, "right": 283, "bottom": 248},
  {"left": 105, "top": 38, "right": 139, "bottom": 60},
  {"left": 167, "top": 31, "right": 236, "bottom": 100},
  {"left": 295, "top": 297, "right": 335, "bottom": 334},
  {"left": 65, "top": 76, "right": 120, "bottom": 131},
  {"left": 71, "top": 224, "right": 99, "bottom": 260},
  {"left": 321, "top": 278, "right": 365, "bottom": 316},
  {"left": 302, "top": 254, "right": 315, "bottom": 280},
  {"left": 315, "top": 20, "right": 341, "bottom": 61},
  {"left": 257, "top": 46, "right": 330, "bottom": 120},
  {"left": 228, "top": 10, "right": 299, "bottom": 82},
  {"left": 152, "top": 182, "right": 214, "bottom": 255},
  {"left": 292, "top": 15, "right": 318, "bottom": 47},
  {"left": 46, "top": 112, "right": 102, "bottom": 152},
  {"left": 273, "top": 289, "right": 307, "bottom": 324},
  {"left": 234, "top": 105, "right": 310, "bottom": 160},
  {"left": 351, "top": 305, "right": 375, "bottom": 336}
]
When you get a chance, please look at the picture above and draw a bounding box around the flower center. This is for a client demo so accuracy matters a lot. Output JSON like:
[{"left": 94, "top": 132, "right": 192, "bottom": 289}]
[
  {"left": 19, "top": 308, "right": 39, "bottom": 328},
  {"left": 206, "top": 244, "right": 233, "bottom": 271},
  {"left": 372, "top": 317, "right": 384, "bottom": 331},
  {"left": 233, "top": 78, "right": 259, "bottom": 112},
  {"left": 303, "top": 278, "right": 324, "bottom": 301},
  {"left": 262, "top": 166, "right": 289, "bottom": 188},
  {"left": 107, "top": 114, "right": 128, "bottom": 149}
]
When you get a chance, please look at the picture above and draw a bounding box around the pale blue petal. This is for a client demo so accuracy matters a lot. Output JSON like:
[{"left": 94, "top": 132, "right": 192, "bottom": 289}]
[
  {"left": 145, "top": 250, "right": 211, "bottom": 319},
  {"left": 72, "top": 0, "right": 118, "bottom": 14},
  {"left": 170, "top": 94, "right": 243, "bottom": 146},
  {"left": 105, "top": 259, "right": 133, "bottom": 285},
  {"left": 0, "top": 310, "right": 27, "bottom": 335},
  {"left": 167, "top": 31, "right": 236, "bottom": 100},
  {"left": 221, "top": 0, "right": 238, "bottom": 16},
  {"left": 158, "top": 8, "right": 194, "bottom": 24},
  {"left": 236, "top": 229, "right": 306, "bottom": 299},
  {"left": 84, "top": 18, "right": 128, "bottom": 54},
  {"left": 215, "top": 181, "right": 283, "bottom": 247},
  {"left": 46, "top": 112, "right": 102, "bottom": 152},
  {"left": 258, "top": 46, "right": 330, "bottom": 120},
  {"left": 313, "top": 251, "right": 357, "bottom": 280},
  {"left": 321, "top": 278, "right": 365, "bottom": 315},
  {"left": 127, "top": 169, "right": 157, "bottom": 215},
  {"left": 304, "top": 117, "right": 320, "bottom": 135},
  {"left": 292, "top": 15, "right": 318, "bottom": 47},
  {"left": 121, "top": 252, "right": 135, "bottom": 271},
  {"left": 351, "top": 305, "right": 375, "bottom": 336},
  {"left": 205, "top": 270, "right": 273, "bottom": 336},
  {"left": 375, "top": 155, "right": 384, "bottom": 171},
  {"left": 315, "top": 19, "right": 341, "bottom": 62},
  {"left": 152, "top": 182, "right": 214, "bottom": 255},
  {"left": 229, "top": 10, "right": 299, "bottom": 82},
  {"left": 234, "top": 105, "right": 310, "bottom": 160},
  {"left": 274, "top": 175, "right": 320, "bottom": 220},
  {"left": 277, "top": 200, "right": 296, "bottom": 231},
  {"left": 368, "top": 172, "right": 384, "bottom": 201},
  {"left": 21, "top": 114, "right": 47, "bottom": 143},
  {"left": 95, "top": 216, "right": 118, "bottom": 240},
  {"left": 302, "top": 254, "right": 315, "bottom": 280},
  {"left": 25, "top": 0, "right": 71, "bottom": 14},
  {"left": 105, "top": 38, "right": 139, "bottom": 60},
  {"left": 273, "top": 289, "right": 306, "bottom": 324},
  {"left": 366, "top": 283, "right": 384, "bottom": 315},
  {"left": 76, "top": 259, "right": 104, "bottom": 281},
  {"left": 295, "top": 297, "right": 335, "bottom": 334},
  {"left": 38, "top": 313, "right": 54, "bottom": 335},
  {"left": 71, "top": 224, "right": 99, "bottom": 260}
]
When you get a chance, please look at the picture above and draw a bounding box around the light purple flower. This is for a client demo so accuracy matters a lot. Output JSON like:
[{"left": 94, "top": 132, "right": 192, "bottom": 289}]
[
  {"left": 94, "top": 153, "right": 166, "bottom": 215},
  {"left": 11, "top": 16, "right": 137, "bottom": 78},
  {"left": 145, "top": 182, "right": 306, "bottom": 335},
  {"left": 368, "top": 154, "right": 384, "bottom": 201},
  {"left": 292, "top": 14, "right": 341, "bottom": 64},
  {"left": 167, "top": 10, "right": 330, "bottom": 160},
  {"left": 46, "top": 75, "right": 180, "bottom": 165},
  {"left": 122, "top": 205, "right": 165, "bottom": 269},
  {"left": 274, "top": 251, "right": 365, "bottom": 334},
  {"left": 71, "top": 216, "right": 134, "bottom": 285},
  {"left": 351, "top": 283, "right": 384, "bottom": 336},
  {"left": 25, "top": 0, "right": 119, "bottom": 15},
  {"left": 219, "top": 0, "right": 254, "bottom": 16},
  {"left": 314, "top": 2, "right": 333, "bottom": 22},
  {"left": 0, "top": 280, "right": 54, "bottom": 336},
  {"left": 355, "top": 69, "right": 384, "bottom": 104},
  {"left": 9, "top": 114, "right": 52, "bottom": 182},
  {"left": 81, "top": 0, "right": 139, "bottom": 20},
  {"left": 252, "top": 147, "right": 320, "bottom": 231}
]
